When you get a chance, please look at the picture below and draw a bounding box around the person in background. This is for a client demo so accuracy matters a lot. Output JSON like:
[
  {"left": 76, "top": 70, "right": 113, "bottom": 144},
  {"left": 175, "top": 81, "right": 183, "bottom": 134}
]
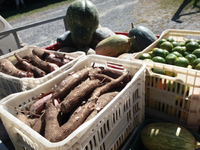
[{"left": 15, "top": 0, "right": 26, "bottom": 9}]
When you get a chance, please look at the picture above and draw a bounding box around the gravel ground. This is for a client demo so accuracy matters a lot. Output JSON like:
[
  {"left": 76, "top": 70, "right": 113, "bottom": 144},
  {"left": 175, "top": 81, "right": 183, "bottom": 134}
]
[{"left": 8, "top": 0, "right": 200, "bottom": 48}]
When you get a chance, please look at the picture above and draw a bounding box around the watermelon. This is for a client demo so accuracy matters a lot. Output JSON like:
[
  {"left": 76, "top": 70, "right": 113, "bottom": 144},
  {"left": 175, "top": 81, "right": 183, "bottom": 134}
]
[
  {"left": 66, "top": 0, "right": 99, "bottom": 48},
  {"left": 141, "top": 122, "right": 200, "bottom": 150},
  {"left": 128, "top": 23, "right": 157, "bottom": 53}
]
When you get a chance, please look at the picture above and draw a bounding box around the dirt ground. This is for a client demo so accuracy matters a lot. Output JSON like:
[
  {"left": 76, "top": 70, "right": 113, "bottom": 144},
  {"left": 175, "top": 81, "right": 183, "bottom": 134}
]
[{"left": 130, "top": 0, "right": 200, "bottom": 35}]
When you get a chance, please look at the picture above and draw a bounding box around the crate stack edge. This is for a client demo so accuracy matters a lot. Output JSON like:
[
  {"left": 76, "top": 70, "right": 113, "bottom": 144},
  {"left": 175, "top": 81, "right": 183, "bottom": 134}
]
[
  {"left": 0, "top": 55, "right": 146, "bottom": 150},
  {"left": 0, "top": 45, "right": 85, "bottom": 99},
  {"left": 131, "top": 29, "right": 200, "bottom": 132}
]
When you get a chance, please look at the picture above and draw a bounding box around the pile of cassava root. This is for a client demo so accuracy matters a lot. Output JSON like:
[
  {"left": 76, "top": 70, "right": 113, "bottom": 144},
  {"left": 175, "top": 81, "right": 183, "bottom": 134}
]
[
  {"left": 16, "top": 65, "right": 131, "bottom": 142},
  {"left": 0, "top": 47, "right": 73, "bottom": 78}
]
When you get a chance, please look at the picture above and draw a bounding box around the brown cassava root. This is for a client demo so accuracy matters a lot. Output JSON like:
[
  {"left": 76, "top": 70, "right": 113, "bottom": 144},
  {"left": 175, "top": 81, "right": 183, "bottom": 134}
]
[
  {"left": 53, "top": 67, "right": 93, "bottom": 100},
  {"left": 50, "top": 100, "right": 95, "bottom": 142},
  {"left": 0, "top": 58, "right": 34, "bottom": 78},
  {"left": 32, "top": 47, "right": 71, "bottom": 67},
  {"left": 60, "top": 78, "right": 101, "bottom": 113},
  {"left": 85, "top": 91, "right": 119, "bottom": 122},
  {"left": 24, "top": 54, "right": 59, "bottom": 73},
  {"left": 14, "top": 52, "right": 46, "bottom": 78},
  {"left": 44, "top": 101, "right": 60, "bottom": 140}
]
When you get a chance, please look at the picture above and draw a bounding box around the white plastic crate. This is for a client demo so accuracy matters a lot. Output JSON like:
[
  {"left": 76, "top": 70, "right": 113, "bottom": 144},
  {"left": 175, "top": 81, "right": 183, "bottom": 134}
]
[
  {"left": 0, "top": 55, "right": 145, "bottom": 150},
  {"left": 0, "top": 15, "right": 20, "bottom": 55},
  {"left": 132, "top": 29, "right": 200, "bottom": 132},
  {"left": 0, "top": 45, "right": 85, "bottom": 99}
]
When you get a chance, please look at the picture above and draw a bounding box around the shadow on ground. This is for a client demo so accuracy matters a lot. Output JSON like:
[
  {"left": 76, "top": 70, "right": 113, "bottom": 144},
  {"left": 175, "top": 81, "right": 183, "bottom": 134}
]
[
  {"left": 172, "top": 0, "right": 200, "bottom": 23},
  {"left": 0, "top": 0, "right": 67, "bottom": 19}
]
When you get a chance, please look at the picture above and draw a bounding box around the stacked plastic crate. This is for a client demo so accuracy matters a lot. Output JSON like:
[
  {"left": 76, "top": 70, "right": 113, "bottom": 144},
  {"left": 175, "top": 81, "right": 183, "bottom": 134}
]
[
  {"left": 131, "top": 29, "right": 200, "bottom": 132},
  {"left": 0, "top": 45, "right": 85, "bottom": 99},
  {"left": 0, "top": 55, "right": 146, "bottom": 150}
]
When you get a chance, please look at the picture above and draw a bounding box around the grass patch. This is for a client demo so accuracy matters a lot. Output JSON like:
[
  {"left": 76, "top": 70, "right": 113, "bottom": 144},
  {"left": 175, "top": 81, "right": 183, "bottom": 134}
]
[
  {"left": 158, "top": 0, "right": 199, "bottom": 10},
  {"left": 1, "top": 0, "right": 74, "bottom": 22},
  {"left": 158, "top": 0, "right": 184, "bottom": 8}
]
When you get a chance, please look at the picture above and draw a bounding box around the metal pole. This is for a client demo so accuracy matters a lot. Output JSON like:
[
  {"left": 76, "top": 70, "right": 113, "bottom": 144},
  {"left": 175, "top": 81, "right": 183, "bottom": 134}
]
[
  {"left": 12, "top": 32, "right": 21, "bottom": 49},
  {"left": 63, "top": 17, "right": 68, "bottom": 31},
  {"left": 0, "top": 15, "right": 66, "bottom": 37}
]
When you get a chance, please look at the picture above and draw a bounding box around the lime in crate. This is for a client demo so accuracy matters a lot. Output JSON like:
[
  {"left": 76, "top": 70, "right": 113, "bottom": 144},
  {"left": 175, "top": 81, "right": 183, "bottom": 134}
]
[{"left": 132, "top": 29, "right": 200, "bottom": 132}]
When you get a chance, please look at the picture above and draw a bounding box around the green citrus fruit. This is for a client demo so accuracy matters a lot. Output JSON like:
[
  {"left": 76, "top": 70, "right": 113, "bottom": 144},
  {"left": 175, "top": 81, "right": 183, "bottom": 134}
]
[
  {"left": 148, "top": 50, "right": 153, "bottom": 57},
  {"left": 185, "top": 39, "right": 196, "bottom": 45},
  {"left": 152, "top": 68, "right": 165, "bottom": 75},
  {"left": 163, "top": 49, "right": 169, "bottom": 56},
  {"left": 152, "top": 47, "right": 159, "bottom": 51},
  {"left": 180, "top": 46, "right": 186, "bottom": 51},
  {"left": 165, "top": 71, "right": 176, "bottom": 77},
  {"left": 195, "top": 63, "right": 200, "bottom": 70},
  {"left": 157, "top": 39, "right": 167, "bottom": 48},
  {"left": 187, "top": 65, "right": 193, "bottom": 69},
  {"left": 160, "top": 41, "right": 173, "bottom": 52},
  {"left": 139, "top": 53, "right": 152, "bottom": 60},
  {"left": 171, "top": 51, "right": 183, "bottom": 57},
  {"left": 172, "top": 46, "right": 185, "bottom": 55},
  {"left": 174, "top": 57, "right": 190, "bottom": 67},
  {"left": 152, "top": 48, "right": 166, "bottom": 58},
  {"left": 193, "top": 58, "right": 200, "bottom": 68},
  {"left": 192, "top": 49, "right": 200, "bottom": 58},
  {"left": 144, "top": 59, "right": 153, "bottom": 62},
  {"left": 166, "top": 37, "right": 175, "bottom": 43},
  {"left": 165, "top": 54, "right": 177, "bottom": 65},
  {"left": 184, "top": 51, "right": 192, "bottom": 57},
  {"left": 185, "top": 54, "right": 197, "bottom": 65},
  {"left": 152, "top": 56, "right": 166, "bottom": 63},
  {"left": 178, "top": 42, "right": 185, "bottom": 46},
  {"left": 171, "top": 41, "right": 179, "bottom": 47},
  {"left": 186, "top": 41, "right": 200, "bottom": 52}
]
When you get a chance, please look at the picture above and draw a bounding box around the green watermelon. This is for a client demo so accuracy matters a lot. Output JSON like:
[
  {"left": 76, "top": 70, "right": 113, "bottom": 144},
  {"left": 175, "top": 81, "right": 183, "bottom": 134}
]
[
  {"left": 66, "top": 0, "right": 99, "bottom": 48},
  {"left": 141, "top": 122, "right": 200, "bottom": 150},
  {"left": 128, "top": 23, "right": 157, "bottom": 53}
]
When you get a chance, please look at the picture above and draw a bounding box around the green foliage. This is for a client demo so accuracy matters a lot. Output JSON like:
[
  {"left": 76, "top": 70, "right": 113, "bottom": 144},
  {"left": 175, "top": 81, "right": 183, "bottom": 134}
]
[{"left": 1, "top": 0, "right": 74, "bottom": 21}]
